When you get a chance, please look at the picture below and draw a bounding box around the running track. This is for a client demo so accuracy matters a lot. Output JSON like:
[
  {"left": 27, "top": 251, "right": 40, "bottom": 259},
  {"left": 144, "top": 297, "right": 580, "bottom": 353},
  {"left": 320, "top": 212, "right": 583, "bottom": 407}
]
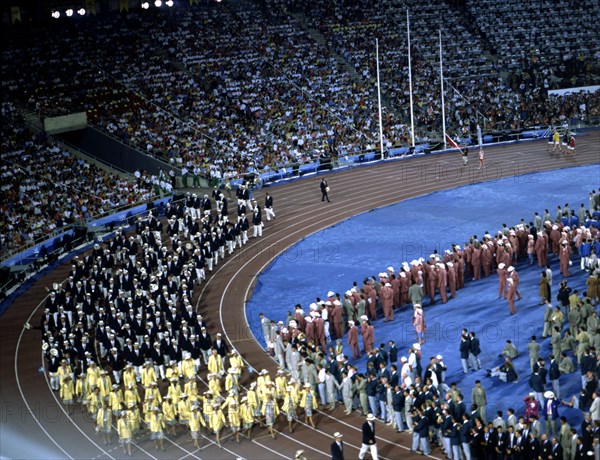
[{"left": 2, "top": 133, "right": 598, "bottom": 460}]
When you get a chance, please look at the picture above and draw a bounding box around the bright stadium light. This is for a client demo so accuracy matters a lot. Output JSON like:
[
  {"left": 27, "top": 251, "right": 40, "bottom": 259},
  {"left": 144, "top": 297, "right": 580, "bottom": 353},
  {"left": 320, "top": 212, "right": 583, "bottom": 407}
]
[
  {"left": 51, "top": 10, "right": 60, "bottom": 18},
  {"left": 154, "top": 0, "right": 162, "bottom": 6},
  {"left": 65, "top": 8, "right": 73, "bottom": 16},
  {"left": 141, "top": 1, "right": 149, "bottom": 8},
  {"left": 77, "top": 8, "right": 86, "bottom": 15},
  {"left": 165, "top": 0, "right": 173, "bottom": 6}
]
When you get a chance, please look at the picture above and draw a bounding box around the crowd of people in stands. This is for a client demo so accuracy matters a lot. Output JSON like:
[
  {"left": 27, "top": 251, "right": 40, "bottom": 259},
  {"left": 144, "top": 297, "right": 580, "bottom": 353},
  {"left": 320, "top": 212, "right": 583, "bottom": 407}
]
[
  {"left": 35, "top": 185, "right": 600, "bottom": 455},
  {"left": 2, "top": 0, "right": 599, "bottom": 187},
  {"left": 0, "top": 102, "right": 157, "bottom": 257},
  {"left": 301, "top": 0, "right": 600, "bottom": 139}
]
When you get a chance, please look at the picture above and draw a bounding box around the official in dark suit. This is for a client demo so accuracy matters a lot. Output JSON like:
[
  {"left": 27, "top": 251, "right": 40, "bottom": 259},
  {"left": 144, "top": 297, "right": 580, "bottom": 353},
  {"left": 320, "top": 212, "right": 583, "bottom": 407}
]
[
  {"left": 550, "top": 436, "right": 563, "bottom": 460},
  {"left": 358, "top": 413, "right": 378, "bottom": 460},
  {"left": 320, "top": 178, "right": 331, "bottom": 202},
  {"left": 330, "top": 432, "right": 345, "bottom": 460}
]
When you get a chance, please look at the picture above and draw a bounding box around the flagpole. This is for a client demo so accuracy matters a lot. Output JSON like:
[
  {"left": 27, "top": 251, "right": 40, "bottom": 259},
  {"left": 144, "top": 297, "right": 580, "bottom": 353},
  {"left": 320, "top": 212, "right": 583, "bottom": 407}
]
[
  {"left": 407, "top": 9, "right": 415, "bottom": 148},
  {"left": 376, "top": 38, "right": 385, "bottom": 158},
  {"left": 439, "top": 29, "right": 447, "bottom": 151}
]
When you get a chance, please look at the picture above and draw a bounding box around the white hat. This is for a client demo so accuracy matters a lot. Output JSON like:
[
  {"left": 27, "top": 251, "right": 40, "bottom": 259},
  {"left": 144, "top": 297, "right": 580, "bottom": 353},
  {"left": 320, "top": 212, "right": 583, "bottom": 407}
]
[
  {"left": 327, "top": 291, "right": 335, "bottom": 297},
  {"left": 400, "top": 356, "right": 407, "bottom": 362},
  {"left": 366, "top": 413, "right": 376, "bottom": 421},
  {"left": 544, "top": 391, "right": 555, "bottom": 399},
  {"left": 507, "top": 266, "right": 515, "bottom": 272},
  {"left": 334, "top": 432, "right": 343, "bottom": 439},
  {"left": 498, "top": 263, "right": 505, "bottom": 269},
  {"left": 436, "top": 354, "right": 443, "bottom": 360},
  {"left": 413, "top": 343, "right": 421, "bottom": 350}
]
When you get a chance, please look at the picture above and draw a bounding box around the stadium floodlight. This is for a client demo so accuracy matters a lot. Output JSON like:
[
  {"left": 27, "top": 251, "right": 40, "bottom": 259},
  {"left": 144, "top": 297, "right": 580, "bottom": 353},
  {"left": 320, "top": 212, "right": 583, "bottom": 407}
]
[
  {"left": 165, "top": 0, "right": 173, "bottom": 6},
  {"left": 77, "top": 8, "right": 86, "bottom": 15},
  {"left": 141, "top": 1, "right": 149, "bottom": 8},
  {"left": 154, "top": 0, "right": 162, "bottom": 6},
  {"left": 51, "top": 10, "right": 60, "bottom": 18},
  {"left": 65, "top": 8, "right": 73, "bottom": 16}
]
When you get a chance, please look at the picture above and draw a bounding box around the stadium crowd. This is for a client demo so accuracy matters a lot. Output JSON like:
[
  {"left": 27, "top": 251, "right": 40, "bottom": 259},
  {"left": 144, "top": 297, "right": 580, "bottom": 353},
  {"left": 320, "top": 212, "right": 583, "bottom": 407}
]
[
  {"left": 301, "top": 0, "right": 600, "bottom": 139},
  {"left": 0, "top": 102, "right": 157, "bottom": 257},
  {"left": 36, "top": 186, "right": 600, "bottom": 455},
  {"left": 2, "top": 0, "right": 599, "bottom": 186}
]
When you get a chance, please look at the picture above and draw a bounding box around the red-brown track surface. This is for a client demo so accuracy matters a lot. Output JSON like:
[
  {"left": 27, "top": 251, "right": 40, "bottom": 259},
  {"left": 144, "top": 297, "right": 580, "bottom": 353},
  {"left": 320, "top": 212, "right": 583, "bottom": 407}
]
[{"left": 2, "top": 133, "right": 599, "bottom": 460}]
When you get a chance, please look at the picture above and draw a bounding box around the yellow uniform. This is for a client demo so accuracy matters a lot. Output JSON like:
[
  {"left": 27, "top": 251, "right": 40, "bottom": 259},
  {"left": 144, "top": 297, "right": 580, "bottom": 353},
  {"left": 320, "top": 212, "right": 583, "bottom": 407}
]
[
  {"left": 300, "top": 390, "right": 318, "bottom": 410},
  {"left": 281, "top": 394, "right": 296, "bottom": 414},
  {"left": 181, "top": 359, "right": 195, "bottom": 379},
  {"left": 146, "top": 386, "right": 162, "bottom": 404},
  {"left": 209, "top": 408, "right": 226, "bottom": 432},
  {"left": 87, "top": 391, "right": 103, "bottom": 416},
  {"left": 109, "top": 390, "right": 123, "bottom": 413},
  {"left": 162, "top": 400, "right": 177, "bottom": 425},
  {"left": 274, "top": 375, "right": 287, "bottom": 399},
  {"left": 142, "top": 398, "right": 154, "bottom": 424},
  {"left": 290, "top": 385, "right": 301, "bottom": 405},
  {"left": 257, "top": 376, "right": 272, "bottom": 401},
  {"left": 220, "top": 395, "right": 238, "bottom": 413},
  {"left": 226, "top": 402, "right": 241, "bottom": 429},
  {"left": 225, "top": 373, "right": 238, "bottom": 392},
  {"left": 96, "top": 407, "right": 112, "bottom": 433},
  {"left": 141, "top": 366, "right": 157, "bottom": 387},
  {"left": 123, "top": 387, "right": 140, "bottom": 406},
  {"left": 57, "top": 364, "right": 73, "bottom": 384},
  {"left": 86, "top": 365, "right": 101, "bottom": 389},
  {"left": 178, "top": 399, "right": 191, "bottom": 424},
  {"left": 202, "top": 397, "right": 214, "bottom": 426},
  {"left": 117, "top": 417, "right": 132, "bottom": 443},
  {"left": 125, "top": 406, "right": 141, "bottom": 434},
  {"left": 98, "top": 375, "right": 112, "bottom": 399},
  {"left": 246, "top": 389, "right": 259, "bottom": 416},
  {"left": 208, "top": 354, "right": 223, "bottom": 375},
  {"left": 189, "top": 409, "right": 205, "bottom": 433},
  {"left": 122, "top": 369, "right": 137, "bottom": 389},
  {"left": 167, "top": 383, "right": 182, "bottom": 407},
  {"left": 149, "top": 411, "right": 165, "bottom": 437},
  {"left": 208, "top": 377, "right": 222, "bottom": 399},
  {"left": 184, "top": 380, "right": 199, "bottom": 401},
  {"left": 229, "top": 354, "right": 244, "bottom": 375},
  {"left": 60, "top": 379, "right": 75, "bottom": 403},
  {"left": 165, "top": 366, "right": 181, "bottom": 381},
  {"left": 75, "top": 376, "right": 88, "bottom": 404},
  {"left": 240, "top": 402, "right": 254, "bottom": 427}
]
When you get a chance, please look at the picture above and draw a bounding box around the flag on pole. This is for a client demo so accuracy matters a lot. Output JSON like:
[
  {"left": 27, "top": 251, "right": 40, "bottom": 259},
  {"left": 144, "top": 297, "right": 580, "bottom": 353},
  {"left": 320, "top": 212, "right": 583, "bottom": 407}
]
[
  {"left": 119, "top": 0, "right": 128, "bottom": 12},
  {"left": 445, "top": 133, "right": 461, "bottom": 150},
  {"left": 11, "top": 6, "right": 21, "bottom": 23},
  {"left": 86, "top": 0, "right": 96, "bottom": 15}
]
